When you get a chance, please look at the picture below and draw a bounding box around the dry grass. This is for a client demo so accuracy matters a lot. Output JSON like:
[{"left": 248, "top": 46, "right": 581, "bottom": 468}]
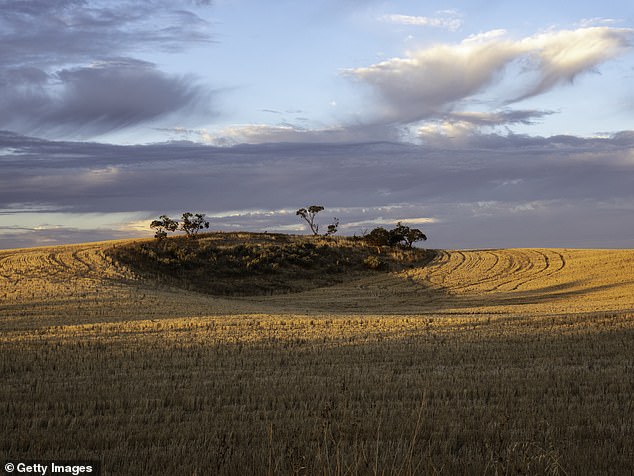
[{"left": 2, "top": 236, "right": 634, "bottom": 474}]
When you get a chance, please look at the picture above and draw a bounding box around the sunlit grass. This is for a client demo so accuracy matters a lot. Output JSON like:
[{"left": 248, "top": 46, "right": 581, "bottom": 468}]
[{"left": 2, "top": 237, "right": 634, "bottom": 474}]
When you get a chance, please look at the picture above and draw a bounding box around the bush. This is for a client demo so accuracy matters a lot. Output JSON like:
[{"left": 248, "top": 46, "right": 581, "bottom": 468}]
[
  {"left": 364, "top": 227, "right": 391, "bottom": 247},
  {"left": 363, "top": 255, "right": 384, "bottom": 270}
]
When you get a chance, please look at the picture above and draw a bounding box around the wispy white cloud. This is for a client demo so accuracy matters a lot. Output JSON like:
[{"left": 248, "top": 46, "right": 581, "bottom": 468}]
[
  {"left": 343, "top": 216, "right": 437, "bottom": 229},
  {"left": 381, "top": 13, "right": 462, "bottom": 31},
  {"left": 512, "top": 27, "right": 631, "bottom": 102},
  {"left": 417, "top": 110, "right": 555, "bottom": 144},
  {"left": 194, "top": 123, "right": 399, "bottom": 145},
  {"left": 578, "top": 18, "right": 620, "bottom": 28},
  {"left": 344, "top": 27, "right": 633, "bottom": 126}
]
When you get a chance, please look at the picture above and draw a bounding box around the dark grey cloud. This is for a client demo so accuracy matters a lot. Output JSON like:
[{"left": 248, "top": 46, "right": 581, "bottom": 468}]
[
  {"left": 0, "top": 0, "right": 215, "bottom": 137},
  {"left": 1, "top": 130, "right": 633, "bottom": 249},
  {"left": 1, "top": 59, "right": 213, "bottom": 136},
  {"left": 0, "top": 0, "right": 213, "bottom": 66}
]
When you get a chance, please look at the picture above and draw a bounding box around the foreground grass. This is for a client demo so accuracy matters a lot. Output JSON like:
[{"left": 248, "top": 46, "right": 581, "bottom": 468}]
[
  {"left": 2, "top": 313, "right": 634, "bottom": 475},
  {"left": 2, "top": 239, "right": 634, "bottom": 474}
]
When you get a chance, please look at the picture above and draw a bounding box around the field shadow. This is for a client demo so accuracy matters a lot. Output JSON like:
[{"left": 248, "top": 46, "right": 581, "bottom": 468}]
[
  {"left": 4, "top": 239, "right": 634, "bottom": 326},
  {"left": 245, "top": 272, "right": 633, "bottom": 316}
]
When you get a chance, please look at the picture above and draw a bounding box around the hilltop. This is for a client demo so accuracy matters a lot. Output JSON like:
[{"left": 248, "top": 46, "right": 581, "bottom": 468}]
[{"left": 105, "top": 232, "right": 435, "bottom": 296}]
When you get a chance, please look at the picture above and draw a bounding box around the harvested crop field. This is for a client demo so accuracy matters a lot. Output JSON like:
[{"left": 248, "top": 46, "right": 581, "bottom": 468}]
[{"left": 2, "top": 235, "right": 634, "bottom": 474}]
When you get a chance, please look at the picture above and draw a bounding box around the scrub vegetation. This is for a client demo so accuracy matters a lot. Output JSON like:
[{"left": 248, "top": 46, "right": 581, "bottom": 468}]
[
  {"left": 105, "top": 232, "right": 434, "bottom": 296},
  {"left": 1, "top": 234, "right": 634, "bottom": 474}
]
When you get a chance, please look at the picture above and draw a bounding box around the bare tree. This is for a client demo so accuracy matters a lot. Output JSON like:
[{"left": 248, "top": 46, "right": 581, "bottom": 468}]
[
  {"left": 296, "top": 206, "right": 324, "bottom": 235},
  {"left": 296, "top": 206, "right": 339, "bottom": 237}
]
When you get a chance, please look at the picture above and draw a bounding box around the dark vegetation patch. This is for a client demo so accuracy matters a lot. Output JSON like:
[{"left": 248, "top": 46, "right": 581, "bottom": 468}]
[{"left": 106, "top": 232, "right": 436, "bottom": 296}]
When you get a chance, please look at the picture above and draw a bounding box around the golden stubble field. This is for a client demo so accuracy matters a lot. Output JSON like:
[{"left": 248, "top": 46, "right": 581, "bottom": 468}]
[{"left": 1, "top": 238, "right": 634, "bottom": 474}]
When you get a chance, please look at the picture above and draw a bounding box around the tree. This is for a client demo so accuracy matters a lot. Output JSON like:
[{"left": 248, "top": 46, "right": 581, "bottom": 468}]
[
  {"left": 296, "top": 205, "right": 339, "bottom": 237},
  {"left": 150, "top": 215, "right": 178, "bottom": 239},
  {"left": 180, "top": 212, "right": 210, "bottom": 237},
  {"left": 364, "top": 227, "right": 391, "bottom": 246},
  {"left": 403, "top": 227, "right": 427, "bottom": 249},
  {"left": 296, "top": 206, "right": 324, "bottom": 235},
  {"left": 325, "top": 217, "right": 340, "bottom": 237},
  {"left": 364, "top": 222, "right": 427, "bottom": 249},
  {"left": 389, "top": 222, "right": 427, "bottom": 249}
]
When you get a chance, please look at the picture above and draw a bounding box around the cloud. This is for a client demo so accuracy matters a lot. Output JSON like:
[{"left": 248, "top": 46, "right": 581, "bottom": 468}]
[
  {"left": 511, "top": 27, "right": 632, "bottom": 102},
  {"left": 344, "top": 36, "right": 518, "bottom": 123},
  {"left": 417, "top": 109, "right": 556, "bottom": 145},
  {"left": 0, "top": 0, "right": 212, "bottom": 66},
  {"left": 578, "top": 18, "right": 620, "bottom": 28},
  {"left": 0, "top": 59, "right": 214, "bottom": 136},
  {"left": 0, "top": 0, "right": 215, "bottom": 138},
  {"left": 446, "top": 110, "right": 555, "bottom": 127},
  {"left": 1, "top": 130, "right": 633, "bottom": 249},
  {"left": 344, "top": 27, "right": 633, "bottom": 124},
  {"left": 381, "top": 13, "right": 462, "bottom": 31},
  {"left": 197, "top": 123, "right": 401, "bottom": 145}
]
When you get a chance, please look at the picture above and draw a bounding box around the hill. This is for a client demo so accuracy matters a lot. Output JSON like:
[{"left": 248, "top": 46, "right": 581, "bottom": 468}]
[
  {"left": 2, "top": 235, "right": 634, "bottom": 474},
  {"left": 2, "top": 234, "right": 633, "bottom": 326},
  {"left": 105, "top": 232, "right": 435, "bottom": 296}
]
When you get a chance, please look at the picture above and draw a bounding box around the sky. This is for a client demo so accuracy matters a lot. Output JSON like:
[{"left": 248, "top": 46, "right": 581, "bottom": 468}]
[{"left": 1, "top": 0, "right": 634, "bottom": 249}]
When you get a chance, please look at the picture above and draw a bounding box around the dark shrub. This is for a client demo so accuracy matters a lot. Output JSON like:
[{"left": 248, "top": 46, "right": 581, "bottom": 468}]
[{"left": 364, "top": 227, "right": 391, "bottom": 246}]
